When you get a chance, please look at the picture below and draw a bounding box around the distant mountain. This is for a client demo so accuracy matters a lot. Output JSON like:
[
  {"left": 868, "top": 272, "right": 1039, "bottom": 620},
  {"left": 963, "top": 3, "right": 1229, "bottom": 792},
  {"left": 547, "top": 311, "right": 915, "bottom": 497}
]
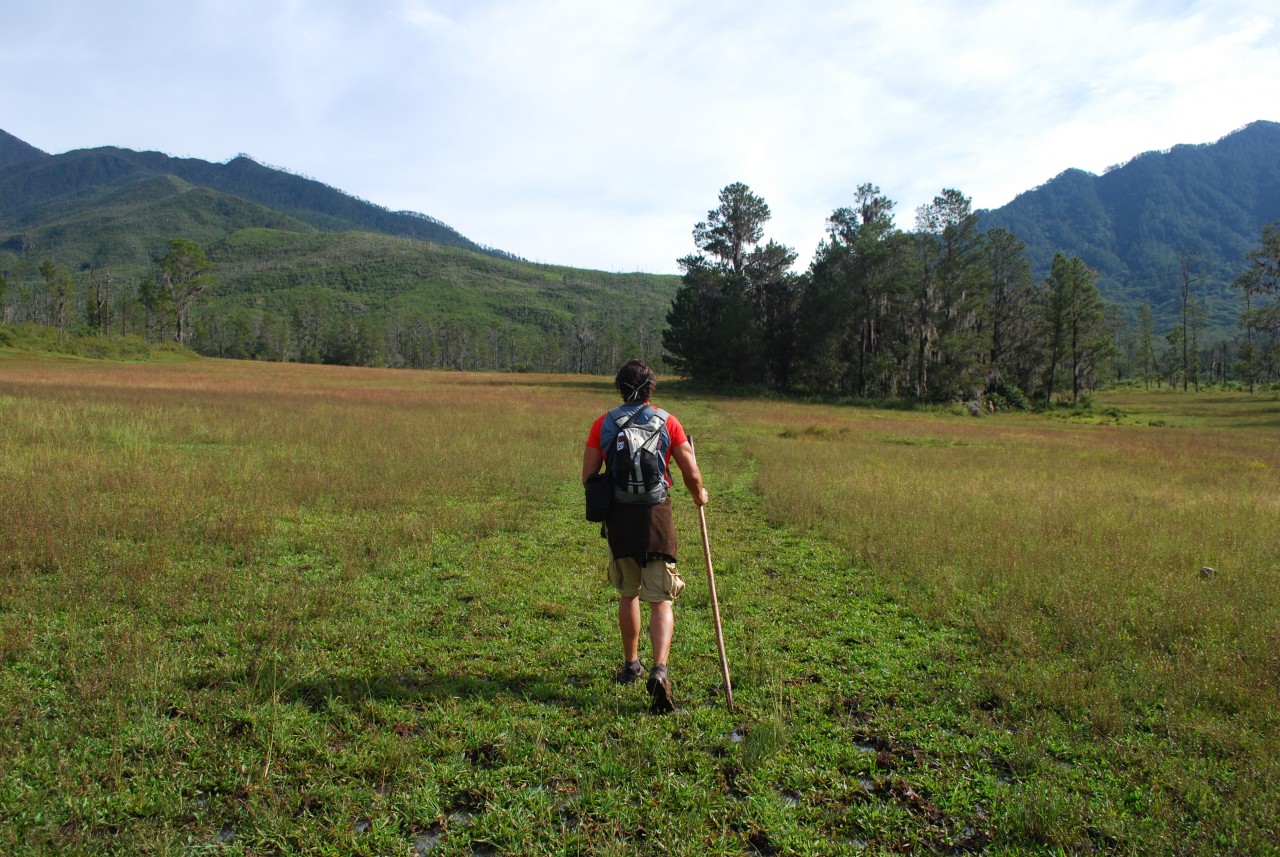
[
  {"left": 5, "top": 123, "right": 1278, "bottom": 369},
  {"left": 0, "top": 132, "right": 506, "bottom": 258},
  {"left": 0, "top": 128, "right": 674, "bottom": 372},
  {"left": 0, "top": 129, "right": 47, "bottom": 169},
  {"left": 979, "top": 121, "right": 1280, "bottom": 328}
]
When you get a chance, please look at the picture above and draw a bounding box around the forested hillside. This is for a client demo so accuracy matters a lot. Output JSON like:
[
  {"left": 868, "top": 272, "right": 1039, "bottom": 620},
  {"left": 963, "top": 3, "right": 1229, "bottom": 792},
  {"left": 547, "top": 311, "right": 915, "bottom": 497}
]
[
  {"left": 198, "top": 229, "right": 673, "bottom": 370},
  {"left": 979, "top": 120, "right": 1280, "bottom": 329},
  {"left": 3, "top": 124, "right": 1279, "bottom": 389},
  {"left": 0, "top": 129, "right": 47, "bottom": 169},
  {"left": 0, "top": 129, "right": 676, "bottom": 372},
  {"left": 0, "top": 138, "right": 502, "bottom": 258}
]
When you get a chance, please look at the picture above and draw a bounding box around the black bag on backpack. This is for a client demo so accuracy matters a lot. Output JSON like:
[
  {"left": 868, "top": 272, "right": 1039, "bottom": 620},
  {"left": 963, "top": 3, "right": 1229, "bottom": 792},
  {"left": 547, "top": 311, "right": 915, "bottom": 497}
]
[{"left": 584, "top": 473, "right": 613, "bottom": 522}]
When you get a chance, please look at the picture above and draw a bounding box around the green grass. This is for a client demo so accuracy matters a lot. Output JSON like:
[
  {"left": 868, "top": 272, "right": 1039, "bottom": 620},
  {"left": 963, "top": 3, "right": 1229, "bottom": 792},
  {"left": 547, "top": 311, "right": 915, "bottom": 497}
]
[
  {"left": 0, "top": 323, "right": 196, "bottom": 362},
  {"left": 1, "top": 358, "right": 1277, "bottom": 854}
]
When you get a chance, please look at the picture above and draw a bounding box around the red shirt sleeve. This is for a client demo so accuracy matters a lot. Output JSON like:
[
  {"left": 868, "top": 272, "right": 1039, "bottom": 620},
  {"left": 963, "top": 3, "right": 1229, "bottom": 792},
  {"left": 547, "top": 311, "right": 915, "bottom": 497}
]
[
  {"left": 662, "top": 412, "right": 687, "bottom": 487},
  {"left": 586, "top": 414, "right": 606, "bottom": 450},
  {"left": 665, "top": 413, "right": 688, "bottom": 450}
]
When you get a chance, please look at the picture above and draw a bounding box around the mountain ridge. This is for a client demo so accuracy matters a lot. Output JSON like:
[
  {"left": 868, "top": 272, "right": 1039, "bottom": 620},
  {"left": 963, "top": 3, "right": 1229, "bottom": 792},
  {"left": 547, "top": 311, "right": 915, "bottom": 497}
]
[
  {"left": 3, "top": 123, "right": 1278, "bottom": 366},
  {"left": 979, "top": 120, "right": 1280, "bottom": 325},
  {"left": 0, "top": 128, "right": 673, "bottom": 373},
  {"left": 0, "top": 136, "right": 505, "bottom": 258},
  {"left": 0, "top": 129, "right": 48, "bottom": 169}
]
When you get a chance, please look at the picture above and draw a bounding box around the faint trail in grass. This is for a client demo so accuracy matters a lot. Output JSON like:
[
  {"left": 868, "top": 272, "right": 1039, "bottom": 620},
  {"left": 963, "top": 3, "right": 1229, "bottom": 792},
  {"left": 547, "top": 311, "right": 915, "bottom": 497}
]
[{"left": 495, "top": 394, "right": 1005, "bottom": 854}]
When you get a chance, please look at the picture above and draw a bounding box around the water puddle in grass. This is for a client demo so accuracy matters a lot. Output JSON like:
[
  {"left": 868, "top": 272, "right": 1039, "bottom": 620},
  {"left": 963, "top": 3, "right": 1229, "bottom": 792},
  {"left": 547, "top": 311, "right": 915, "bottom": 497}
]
[
  {"left": 449, "top": 809, "right": 478, "bottom": 826},
  {"left": 857, "top": 777, "right": 876, "bottom": 792},
  {"left": 855, "top": 741, "right": 879, "bottom": 753},
  {"left": 779, "top": 789, "right": 801, "bottom": 806},
  {"left": 730, "top": 730, "right": 745, "bottom": 743},
  {"left": 353, "top": 819, "right": 370, "bottom": 835},
  {"left": 471, "top": 846, "right": 497, "bottom": 857},
  {"left": 413, "top": 830, "right": 442, "bottom": 855},
  {"left": 217, "top": 825, "right": 236, "bottom": 844}
]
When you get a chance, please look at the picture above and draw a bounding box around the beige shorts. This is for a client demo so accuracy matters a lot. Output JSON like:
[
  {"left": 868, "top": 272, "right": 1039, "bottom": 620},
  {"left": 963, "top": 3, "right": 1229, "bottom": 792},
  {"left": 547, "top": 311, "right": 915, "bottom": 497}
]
[{"left": 608, "top": 556, "right": 686, "bottom": 603}]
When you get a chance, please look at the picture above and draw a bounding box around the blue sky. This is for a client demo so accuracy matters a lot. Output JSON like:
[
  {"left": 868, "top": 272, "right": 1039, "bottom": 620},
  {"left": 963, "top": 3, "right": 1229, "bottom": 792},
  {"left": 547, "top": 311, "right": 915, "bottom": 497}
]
[{"left": 5, "top": 1, "right": 1278, "bottom": 273}]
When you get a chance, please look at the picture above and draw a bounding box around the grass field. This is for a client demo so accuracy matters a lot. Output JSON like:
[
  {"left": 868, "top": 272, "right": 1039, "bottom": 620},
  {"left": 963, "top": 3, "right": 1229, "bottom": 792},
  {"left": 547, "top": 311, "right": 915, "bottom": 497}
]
[{"left": 1, "top": 356, "right": 1277, "bottom": 855}]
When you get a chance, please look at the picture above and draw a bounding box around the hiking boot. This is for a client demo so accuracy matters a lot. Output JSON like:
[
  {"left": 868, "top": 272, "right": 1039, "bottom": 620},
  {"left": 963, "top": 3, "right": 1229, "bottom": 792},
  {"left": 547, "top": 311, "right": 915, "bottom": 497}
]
[
  {"left": 646, "top": 665, "right": 675, "bottom": 714},
  {"left": 615, "top": 660, "right": 646, "bottom": 685}
]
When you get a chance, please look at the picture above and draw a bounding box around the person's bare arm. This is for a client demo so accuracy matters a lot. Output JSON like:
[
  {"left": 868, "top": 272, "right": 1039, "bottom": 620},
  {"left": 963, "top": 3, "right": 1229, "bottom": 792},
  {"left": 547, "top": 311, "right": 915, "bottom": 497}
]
[
  {"left": 582, "top": 445, "right": 604, "bottom": 484},
  {"left": 670, "top": 441, "right": 709, "bottom": 506}
]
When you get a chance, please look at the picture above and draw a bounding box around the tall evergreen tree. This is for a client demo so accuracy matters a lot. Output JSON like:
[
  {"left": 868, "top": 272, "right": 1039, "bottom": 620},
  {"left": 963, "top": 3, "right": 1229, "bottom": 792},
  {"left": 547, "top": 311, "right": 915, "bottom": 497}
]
[
  {"left": 664, "top": 183, "right": 791, "bottom": 386},
  {"left": 1137, "top": 302, "right": 1158, "bottom": 388},
  {"left": 692, "top": 182, "right": 771, "bottom": 276},
  {"left": 1041, "top": 254, "right": 1107, "bottom": 404},
  {"left": 1176, "top": 251, "right": 1198, "bottom": 391},
  {"left": 747, "top": 240, "right": 801, "bottom": 390},
  {"left": 799, "top": 184, "right": 910, "bottom": 396},
  {"left": 913, "top": 190, "right": 990, "bottom": 400},
  {"left": 1233, "top": 222, "right": 1280, "bottom": 335},
  {"left": 982, "top": 227, "right": 1038, "bottom": 398},
  {"left": 38, "top": 260, "right": 73, "bottom": 338},
  {"left": 664, "top": 255, "right": 729, "bottom": 381}
]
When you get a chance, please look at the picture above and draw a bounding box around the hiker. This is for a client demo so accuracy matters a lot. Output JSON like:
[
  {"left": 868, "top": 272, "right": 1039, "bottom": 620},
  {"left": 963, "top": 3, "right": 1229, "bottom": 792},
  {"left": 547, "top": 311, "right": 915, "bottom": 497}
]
[{"left": 582, "top": 360, "right": 708, "bottom": 713}]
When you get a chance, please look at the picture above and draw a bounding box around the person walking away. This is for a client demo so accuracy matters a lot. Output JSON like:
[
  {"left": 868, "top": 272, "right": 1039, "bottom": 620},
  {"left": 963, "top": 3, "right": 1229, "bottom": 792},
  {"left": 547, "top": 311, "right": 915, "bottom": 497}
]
[{"left": 582, "top": 360, "right": 708, "bottom": 713}]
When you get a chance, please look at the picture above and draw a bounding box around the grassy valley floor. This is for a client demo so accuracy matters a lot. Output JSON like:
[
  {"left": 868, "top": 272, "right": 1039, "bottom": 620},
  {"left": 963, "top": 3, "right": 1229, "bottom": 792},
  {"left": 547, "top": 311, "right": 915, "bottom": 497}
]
[{"left": 0, "top": 359, "right": 1276, "bottom": 855}]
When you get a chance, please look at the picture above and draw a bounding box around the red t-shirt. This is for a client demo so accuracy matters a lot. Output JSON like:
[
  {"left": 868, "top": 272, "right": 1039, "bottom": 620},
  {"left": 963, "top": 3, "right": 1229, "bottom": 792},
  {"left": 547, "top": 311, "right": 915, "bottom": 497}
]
[{"left": 587, "top": 404, "right": 687, "bottom": 487}]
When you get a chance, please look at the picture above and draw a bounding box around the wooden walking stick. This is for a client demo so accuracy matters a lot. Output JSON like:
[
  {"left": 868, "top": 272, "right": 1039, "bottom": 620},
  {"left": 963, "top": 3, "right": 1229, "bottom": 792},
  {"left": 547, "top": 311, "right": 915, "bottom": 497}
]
[{"left": 690, "top": 438, "right": 734, "bottom": 712}]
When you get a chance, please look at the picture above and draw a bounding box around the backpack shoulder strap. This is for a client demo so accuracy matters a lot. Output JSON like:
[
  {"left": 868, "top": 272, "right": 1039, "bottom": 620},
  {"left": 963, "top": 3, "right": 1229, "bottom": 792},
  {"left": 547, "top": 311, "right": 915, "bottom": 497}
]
[
  {"left": 641, "top": 408, "right": 670, "bottom": 453},
  {"left": 602, "top": 405, "right": 635, "bottom": 453},
  {"left": 608, "top": 403, "right": 652, "bottom": 432}
]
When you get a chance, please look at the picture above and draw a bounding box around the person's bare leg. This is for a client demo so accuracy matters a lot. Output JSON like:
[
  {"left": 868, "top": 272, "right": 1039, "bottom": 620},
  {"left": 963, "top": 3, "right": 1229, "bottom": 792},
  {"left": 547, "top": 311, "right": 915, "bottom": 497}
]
[
  {"left": 646, "top": 600, "right": 676, "bottom": 712},
  {"left": 618, "top": 596, "right": 642, "bottom": 663},
  {"left": 648, "top": 600, "right": 673, "bottom": 667}
]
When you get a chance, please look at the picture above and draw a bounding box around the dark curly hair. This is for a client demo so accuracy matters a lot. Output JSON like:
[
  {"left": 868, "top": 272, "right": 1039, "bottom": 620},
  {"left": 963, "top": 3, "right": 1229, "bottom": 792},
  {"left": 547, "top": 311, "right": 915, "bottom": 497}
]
[{"left": 615, "top": 360, "right": 656, "bottom": 403}]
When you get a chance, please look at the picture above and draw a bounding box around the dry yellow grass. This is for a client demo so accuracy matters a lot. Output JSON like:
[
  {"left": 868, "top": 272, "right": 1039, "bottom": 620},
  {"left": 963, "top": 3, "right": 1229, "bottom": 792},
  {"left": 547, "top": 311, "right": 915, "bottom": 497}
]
[{"left": 722, "top": 397, "right": 1280, "bottom": 738}]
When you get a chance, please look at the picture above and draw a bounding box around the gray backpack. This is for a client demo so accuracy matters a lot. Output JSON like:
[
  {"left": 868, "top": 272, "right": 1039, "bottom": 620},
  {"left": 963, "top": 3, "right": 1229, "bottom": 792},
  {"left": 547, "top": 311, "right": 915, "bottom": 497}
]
[{"left": 605, "top": 404, "right": 671, "bottom": 506}]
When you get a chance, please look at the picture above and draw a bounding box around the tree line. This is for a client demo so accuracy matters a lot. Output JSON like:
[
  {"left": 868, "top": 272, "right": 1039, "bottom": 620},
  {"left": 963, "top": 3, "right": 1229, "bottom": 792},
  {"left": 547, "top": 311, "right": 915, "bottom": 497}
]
[
  {"left": 1, "top": 238, "right": 213, "bottom": 345},
  {"left": 4, "top": 192, "right": 1278, "bottom": 394},
  {"left": 663, "top": 183, "right": 1280, "bottom": 404},
  {"left": 191, "top": 301, "right": 662, "bottom": 375},
  {"left": 0, "top": 241, "right": 662, "bottom": 375}
]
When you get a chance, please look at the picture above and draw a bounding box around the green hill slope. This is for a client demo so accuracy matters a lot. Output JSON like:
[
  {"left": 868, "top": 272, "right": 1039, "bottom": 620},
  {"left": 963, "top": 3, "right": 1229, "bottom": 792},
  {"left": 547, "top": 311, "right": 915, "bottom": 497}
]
[
  {"left": 0, "top": 134, "right": 503, "bottom": 257},
  {"left": 0, "top": 128, "right": 676, "bottom": 372},
  {"left": 4, "top": 172, "right": 316, "bottom": 268},
  {"left": 979, "top": 121, "right": 1280, "bottom": 328},
  {"left": 200, "top": 228, "right": 676, "bottom": 369}
]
